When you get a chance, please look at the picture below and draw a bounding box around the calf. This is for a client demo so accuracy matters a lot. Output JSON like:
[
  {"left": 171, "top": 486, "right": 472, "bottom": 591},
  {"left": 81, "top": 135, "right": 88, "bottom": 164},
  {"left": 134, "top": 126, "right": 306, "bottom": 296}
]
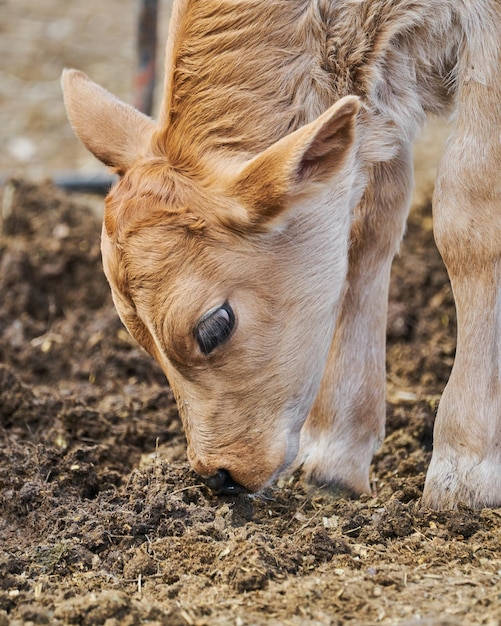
[{"left": 62, "top": 0, "right": 501, "bottom": 508}]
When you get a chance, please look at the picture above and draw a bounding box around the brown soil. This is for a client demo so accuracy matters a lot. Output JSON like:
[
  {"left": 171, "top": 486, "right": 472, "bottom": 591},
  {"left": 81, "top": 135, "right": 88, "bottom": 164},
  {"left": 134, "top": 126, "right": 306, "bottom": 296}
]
[
  {"left": 2, "top": 1, "right": 501, "bottom": 624},
  {"left": 1, "top": 179, "right": 500, "bottom": 626}
]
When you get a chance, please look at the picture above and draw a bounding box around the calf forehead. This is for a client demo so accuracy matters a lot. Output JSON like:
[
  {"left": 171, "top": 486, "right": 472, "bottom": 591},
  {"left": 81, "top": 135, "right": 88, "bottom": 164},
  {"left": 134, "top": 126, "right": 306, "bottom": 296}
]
[
  {"left": 103, "top": 160, "right": 277, "bottom": 290},
  {"left": 104, "top": 158, "right": 236, "bottom": 241},
  {"left": 124, "top": 225, "right": 270, "bottom": 328}
]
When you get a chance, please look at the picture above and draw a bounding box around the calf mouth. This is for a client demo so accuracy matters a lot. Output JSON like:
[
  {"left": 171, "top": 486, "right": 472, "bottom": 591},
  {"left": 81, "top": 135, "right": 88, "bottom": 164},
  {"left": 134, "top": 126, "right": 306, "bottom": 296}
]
[{"left": 203, "top": 468, "right": 249, "bottom": 496}]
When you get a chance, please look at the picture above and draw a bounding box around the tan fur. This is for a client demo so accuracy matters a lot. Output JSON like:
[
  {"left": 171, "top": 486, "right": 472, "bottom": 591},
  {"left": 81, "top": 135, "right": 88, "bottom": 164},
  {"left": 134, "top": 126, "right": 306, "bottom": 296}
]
[{"left": 62, "top": 0, "right": 501, "bottom": 508}]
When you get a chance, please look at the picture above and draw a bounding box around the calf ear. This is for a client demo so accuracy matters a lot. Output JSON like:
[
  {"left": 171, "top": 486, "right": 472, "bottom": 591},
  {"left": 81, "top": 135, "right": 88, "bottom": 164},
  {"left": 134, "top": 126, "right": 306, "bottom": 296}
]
[
  {"left": 230, "top": 95, "right": 360, "bottom": 230},
  {"left": 61, "top": 69, "right": 156, "bottom": 173}
]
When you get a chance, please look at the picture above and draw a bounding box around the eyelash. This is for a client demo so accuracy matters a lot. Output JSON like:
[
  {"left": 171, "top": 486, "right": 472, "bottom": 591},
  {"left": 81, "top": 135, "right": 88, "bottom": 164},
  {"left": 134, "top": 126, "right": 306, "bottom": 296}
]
[{"left": 194, "top": 302, "right": 236, "bottom": 355}]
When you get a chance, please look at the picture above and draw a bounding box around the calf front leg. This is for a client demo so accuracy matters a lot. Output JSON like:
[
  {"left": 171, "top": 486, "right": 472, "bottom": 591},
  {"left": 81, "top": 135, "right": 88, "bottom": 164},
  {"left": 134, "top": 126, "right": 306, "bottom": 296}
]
[
  {"left": 300, "top": 150, "right": 412, "bottom": 495},
  {"left": 423, "top": 76, "right": 501, "bottom": 508}
]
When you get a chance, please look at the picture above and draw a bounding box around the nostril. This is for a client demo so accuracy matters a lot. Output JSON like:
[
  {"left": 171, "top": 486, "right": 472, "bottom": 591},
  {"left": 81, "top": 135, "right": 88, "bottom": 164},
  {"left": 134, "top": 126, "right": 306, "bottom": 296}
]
[{"left": 204, "top": 469, "right": 248, "bottom": 495}]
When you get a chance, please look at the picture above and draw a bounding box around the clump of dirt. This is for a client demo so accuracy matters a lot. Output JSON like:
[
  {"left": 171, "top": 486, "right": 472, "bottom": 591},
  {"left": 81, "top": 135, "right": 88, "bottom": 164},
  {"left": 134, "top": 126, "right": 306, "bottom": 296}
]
[{"left": 0, "top": 180, "right": 500, "bottom": 625}]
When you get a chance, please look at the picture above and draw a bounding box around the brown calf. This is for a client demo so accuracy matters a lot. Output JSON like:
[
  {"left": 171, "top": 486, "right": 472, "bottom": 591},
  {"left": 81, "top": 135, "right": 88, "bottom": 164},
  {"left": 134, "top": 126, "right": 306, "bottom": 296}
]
[{"left": 62, "top": 0, "right": 501, "bottom": 508}]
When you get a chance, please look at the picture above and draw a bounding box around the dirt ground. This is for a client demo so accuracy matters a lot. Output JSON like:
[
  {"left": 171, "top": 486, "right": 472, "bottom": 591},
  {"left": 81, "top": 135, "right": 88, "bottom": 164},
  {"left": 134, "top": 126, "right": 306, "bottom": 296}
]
[{"left": 1, "top": 2, "right": 501, "bottom": 625}]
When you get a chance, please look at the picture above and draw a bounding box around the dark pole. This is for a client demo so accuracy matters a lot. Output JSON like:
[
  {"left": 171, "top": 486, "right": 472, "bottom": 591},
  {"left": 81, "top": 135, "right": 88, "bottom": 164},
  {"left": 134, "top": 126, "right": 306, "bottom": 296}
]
[{"left": 134, "top": 0, "right": 158, "bottom": 115}]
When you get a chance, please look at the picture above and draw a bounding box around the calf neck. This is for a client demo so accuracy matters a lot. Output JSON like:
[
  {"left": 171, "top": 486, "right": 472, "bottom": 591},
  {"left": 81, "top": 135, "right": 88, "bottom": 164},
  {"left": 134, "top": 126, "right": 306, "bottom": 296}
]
[{"left": 63, "top": 0, "right": 501, "bottom": 508}]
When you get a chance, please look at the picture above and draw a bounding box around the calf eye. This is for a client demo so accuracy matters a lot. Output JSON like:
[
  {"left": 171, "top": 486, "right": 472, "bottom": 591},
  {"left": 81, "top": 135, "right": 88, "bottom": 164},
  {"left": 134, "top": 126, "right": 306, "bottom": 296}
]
[{"left": 194, "top": 301, "right": 235, "bottom": 355}]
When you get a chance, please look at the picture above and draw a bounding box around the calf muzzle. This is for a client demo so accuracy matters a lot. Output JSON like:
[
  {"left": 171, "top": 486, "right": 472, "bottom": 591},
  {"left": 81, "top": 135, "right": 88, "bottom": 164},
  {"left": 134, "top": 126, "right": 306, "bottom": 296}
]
[{"left": 203, "top": 468, "right": 248, "bottom": 496}]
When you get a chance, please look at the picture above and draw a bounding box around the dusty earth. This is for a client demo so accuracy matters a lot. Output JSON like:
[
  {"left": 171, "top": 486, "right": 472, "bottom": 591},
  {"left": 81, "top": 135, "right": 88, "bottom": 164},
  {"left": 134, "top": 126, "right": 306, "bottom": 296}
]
[{"left": 1, "top": 1, "right": 501, "bottom": 625}]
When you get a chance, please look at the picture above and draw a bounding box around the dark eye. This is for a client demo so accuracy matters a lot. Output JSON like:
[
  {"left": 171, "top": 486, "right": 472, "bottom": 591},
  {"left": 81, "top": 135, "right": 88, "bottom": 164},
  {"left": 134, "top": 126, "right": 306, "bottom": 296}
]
[{"left": 194, "top": 301, "right": 236, "bottom": 355}]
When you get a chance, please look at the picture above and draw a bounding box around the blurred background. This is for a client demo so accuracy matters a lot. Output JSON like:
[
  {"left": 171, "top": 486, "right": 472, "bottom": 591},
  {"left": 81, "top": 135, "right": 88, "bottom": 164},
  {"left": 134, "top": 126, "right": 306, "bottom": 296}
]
[{"left": 0, "top": 0, "right": 172, "bottom": 183}]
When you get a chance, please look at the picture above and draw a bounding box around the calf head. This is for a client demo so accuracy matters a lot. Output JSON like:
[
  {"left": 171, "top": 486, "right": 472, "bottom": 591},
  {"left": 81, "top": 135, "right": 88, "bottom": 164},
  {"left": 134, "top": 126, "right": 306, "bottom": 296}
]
[{"left": 62, "top": 69, "right": 361, "bottom": 493}]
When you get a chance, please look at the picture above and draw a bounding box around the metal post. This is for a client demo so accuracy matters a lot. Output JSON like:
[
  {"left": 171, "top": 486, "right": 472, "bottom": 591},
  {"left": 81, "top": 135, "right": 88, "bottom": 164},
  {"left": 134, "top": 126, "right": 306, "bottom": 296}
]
[{"left": 134, "top": 0, "right": 158, "bottom": 116}]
